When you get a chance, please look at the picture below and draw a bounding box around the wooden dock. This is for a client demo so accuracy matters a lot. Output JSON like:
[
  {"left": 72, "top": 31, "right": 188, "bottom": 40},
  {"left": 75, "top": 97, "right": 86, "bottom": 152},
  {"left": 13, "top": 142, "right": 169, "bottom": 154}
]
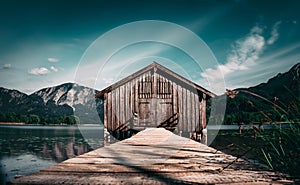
[{"left": 14, "top": 128, "right": 292, "bottom": 184}]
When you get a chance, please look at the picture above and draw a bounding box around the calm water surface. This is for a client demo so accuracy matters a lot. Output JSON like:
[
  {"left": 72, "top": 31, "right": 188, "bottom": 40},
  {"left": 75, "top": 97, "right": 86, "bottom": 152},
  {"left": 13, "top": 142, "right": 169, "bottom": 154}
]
[
  {"left": 0, "top": 124, "right": 252, "bottom": 184},
  {"left": 0, "top": 125, "right": 104, "bottom": 184},
  {"left": 1, "top": 123, "right": 298, "bottom": 184}
]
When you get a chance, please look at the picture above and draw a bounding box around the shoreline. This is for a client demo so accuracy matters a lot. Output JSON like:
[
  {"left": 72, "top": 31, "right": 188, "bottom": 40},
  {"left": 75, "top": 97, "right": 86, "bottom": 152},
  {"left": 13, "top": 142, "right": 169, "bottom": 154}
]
[
  {"left": 0, "top": 122, "right": 25, "bottom": 125},
  {"left": 1, "top": 122, "right": 298, "bottom": 129},
  {"left": 0, "top": 122, "right": 103, "bottom": 127}
]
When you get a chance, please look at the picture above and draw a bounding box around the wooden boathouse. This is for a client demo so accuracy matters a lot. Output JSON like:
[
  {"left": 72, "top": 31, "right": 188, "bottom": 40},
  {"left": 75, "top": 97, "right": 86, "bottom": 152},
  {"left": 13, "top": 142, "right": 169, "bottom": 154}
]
[{"left": 95, "top": 62, "right": 215, "bottom": 142}]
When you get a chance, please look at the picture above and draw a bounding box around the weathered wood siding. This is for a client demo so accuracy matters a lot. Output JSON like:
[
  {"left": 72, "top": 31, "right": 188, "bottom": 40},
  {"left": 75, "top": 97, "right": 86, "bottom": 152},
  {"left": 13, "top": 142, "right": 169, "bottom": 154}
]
[{"left": 102, "top": 68, "right": 207, "bottom": 139}]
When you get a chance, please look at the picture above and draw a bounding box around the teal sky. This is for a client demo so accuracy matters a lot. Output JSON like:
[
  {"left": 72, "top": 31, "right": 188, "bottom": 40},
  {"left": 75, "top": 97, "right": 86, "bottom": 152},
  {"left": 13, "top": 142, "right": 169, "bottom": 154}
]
[{"left": 0, "top": 0, "right": 299, "bottom": 95}]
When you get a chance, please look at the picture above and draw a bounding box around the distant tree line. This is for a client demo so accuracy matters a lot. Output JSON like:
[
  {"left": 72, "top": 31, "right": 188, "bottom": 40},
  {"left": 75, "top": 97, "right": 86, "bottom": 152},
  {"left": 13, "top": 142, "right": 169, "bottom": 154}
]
[
  {"left": 0, "top": 112, "right": 79, "bottom": 125},
  {"left": 207, "top": 95, "right": 299, "bottom": 125},
  {"left": 221, "top": 109, "right": 298, "bottom": 125},
  {"left": 208, "top": 110, "right": 299, "bottom": 125}
]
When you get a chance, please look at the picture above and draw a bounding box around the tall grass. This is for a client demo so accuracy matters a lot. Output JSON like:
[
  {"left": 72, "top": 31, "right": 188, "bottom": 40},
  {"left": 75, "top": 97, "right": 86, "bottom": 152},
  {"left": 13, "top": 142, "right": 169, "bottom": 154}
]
[
  {"left": 222, "top": 89, "right": 300, "bottom": 179},
  {"left": 211, "top": 125, "right": 300, "bottom": 181},
  {"left": 248, "top": 89, "right": 300, "bottom": 179},
  {"left": 257, "top": 122, "right": 300, "bottom": 178}
]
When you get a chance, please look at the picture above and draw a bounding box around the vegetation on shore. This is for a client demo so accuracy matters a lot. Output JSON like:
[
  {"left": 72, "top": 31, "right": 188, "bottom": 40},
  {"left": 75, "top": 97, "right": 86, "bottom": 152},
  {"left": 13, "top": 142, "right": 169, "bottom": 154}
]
[
  {"left": 258, "top": 123, "right": 300, "bottom": 178},
  {"left": 209, "top": 87, "right": 300, "bottom": 180},
  {"left": 211, "top": 123, "right": 300, "bottom": 181},
  {"left": 207, "top": 91, "right": 299, "bottom": 125},
  {"left": 0, "top": 112, "right": 78, "bottom": 125}
]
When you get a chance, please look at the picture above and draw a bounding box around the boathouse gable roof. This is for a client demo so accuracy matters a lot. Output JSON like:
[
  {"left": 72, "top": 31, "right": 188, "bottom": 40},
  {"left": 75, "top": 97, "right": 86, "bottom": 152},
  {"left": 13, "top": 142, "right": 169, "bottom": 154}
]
[{"left": 95, "top": 62, "right": 215, "bottom": 98}]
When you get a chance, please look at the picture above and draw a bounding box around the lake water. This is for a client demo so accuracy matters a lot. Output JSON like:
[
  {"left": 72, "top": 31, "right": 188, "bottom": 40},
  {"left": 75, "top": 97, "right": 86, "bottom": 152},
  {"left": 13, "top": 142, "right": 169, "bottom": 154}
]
[
  {"left": 0, "top": 124, "right": 256, "bottom": 184},
  {"left": 1, "top": 124, "right": 298, "bottom": 184},
  {"left": 0, "top": 125, "right": 104, "bottom": 184}
]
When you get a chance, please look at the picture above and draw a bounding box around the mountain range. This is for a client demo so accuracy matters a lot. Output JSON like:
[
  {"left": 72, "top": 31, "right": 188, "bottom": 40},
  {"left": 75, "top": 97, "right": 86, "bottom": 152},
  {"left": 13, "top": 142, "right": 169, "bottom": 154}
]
[
  {"left": 0, "top": 83, "right": 102, "bottom": 124},
  {"left": 0, "top": 63, "right": 299, "bottom": 124},
  {"left": 222, "top": 63, "right": 299, "bottom": 124}
]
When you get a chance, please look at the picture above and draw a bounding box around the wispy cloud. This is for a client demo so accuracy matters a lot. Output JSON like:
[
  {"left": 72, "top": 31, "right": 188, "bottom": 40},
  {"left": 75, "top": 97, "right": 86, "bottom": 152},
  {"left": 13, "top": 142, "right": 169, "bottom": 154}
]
[
  {"left": 201, "top": 25, "right": 265, "bottom": 82},
  {"left": 3, "top": 63, "right": 11, "bottom": 69},
  {"left": 50, "top": 66, "right": 58, "bottom": 72},
  {"left": 28, "top": 67, "right": 50, "bottom": 75},
  {"left": 200, "top": 22, "right": 285, "bottom": 94},
  {"left": 47, "top": 57, "right": 59, "bottom": 62},
  {"left": 267, "top": 21, "right": 281, "bottom": 45}
]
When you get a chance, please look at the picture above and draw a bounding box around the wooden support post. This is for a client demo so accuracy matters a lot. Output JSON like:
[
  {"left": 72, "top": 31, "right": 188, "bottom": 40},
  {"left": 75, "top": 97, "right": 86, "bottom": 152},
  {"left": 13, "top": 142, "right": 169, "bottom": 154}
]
[
  {"left": 201, "top": 128, "right": 207, "bottom": 145},
  {"left": 201, "top": 93, "right": 207, "bottom": 145},
  {"left": 104, "top": 93, "right": 107, "bottom": 128},
  {"left": 191, "top": 92, "right": 195, "bottom": 133},
  {"left": 107, "top": 92, "right": 111, "bottom": 130},
  {"left": 186, "top": 90, "right": 191, "bottom": 133},
  {"left": 182, "top": 88, "right": 187, "bottom": 132},
  {"left": 201, "top": 93, "right": 207, "bottom": 129}
]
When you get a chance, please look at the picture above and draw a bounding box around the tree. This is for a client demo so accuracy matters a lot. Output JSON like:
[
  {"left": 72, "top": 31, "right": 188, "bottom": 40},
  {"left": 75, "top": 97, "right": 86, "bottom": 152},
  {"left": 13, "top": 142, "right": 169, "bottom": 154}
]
[
  {"left": 29, "top": 114, "right": 40, "bottom": 124},
  {"left": 0, "top": 113, "right": 7, "bottom": 122},
  {"left": 64, "top": 116, "right": 77, "bottom": 125},
  {"left": 20, "top": 115, "right": 29, "bottom": 124}
]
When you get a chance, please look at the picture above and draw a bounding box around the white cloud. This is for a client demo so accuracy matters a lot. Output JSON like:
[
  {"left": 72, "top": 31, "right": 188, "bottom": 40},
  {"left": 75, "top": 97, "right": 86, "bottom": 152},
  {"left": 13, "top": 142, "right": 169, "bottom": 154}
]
[
  {"left": 199, "top": 21, "right": 295, "bottom": 95},
  {"left": 50, "top": 66, "right": 58, "bottom": 72},
  {"left": 3, "top": 63, "right": 11, "bottom": 69},
  {"left": 267, "top": 21, "right": 281, "bottom": 45},
  {"left": 28, "top": 67, "right": 50, "bottom": 75},
  {"left": 201, "top": 25, "right": 265, "bottom": 85},
  {"left": 48, "top": 57, "right": 59, "bottom": 62},
  {"left": 250, "top": 25, "right": 264, "bottom": 35}
]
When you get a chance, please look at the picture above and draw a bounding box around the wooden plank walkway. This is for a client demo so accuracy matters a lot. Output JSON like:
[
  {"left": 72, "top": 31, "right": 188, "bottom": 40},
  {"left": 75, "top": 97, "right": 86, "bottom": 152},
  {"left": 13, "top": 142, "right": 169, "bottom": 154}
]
[{"left": 14, "top": 128, "right": 292, "bottom": 184}]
